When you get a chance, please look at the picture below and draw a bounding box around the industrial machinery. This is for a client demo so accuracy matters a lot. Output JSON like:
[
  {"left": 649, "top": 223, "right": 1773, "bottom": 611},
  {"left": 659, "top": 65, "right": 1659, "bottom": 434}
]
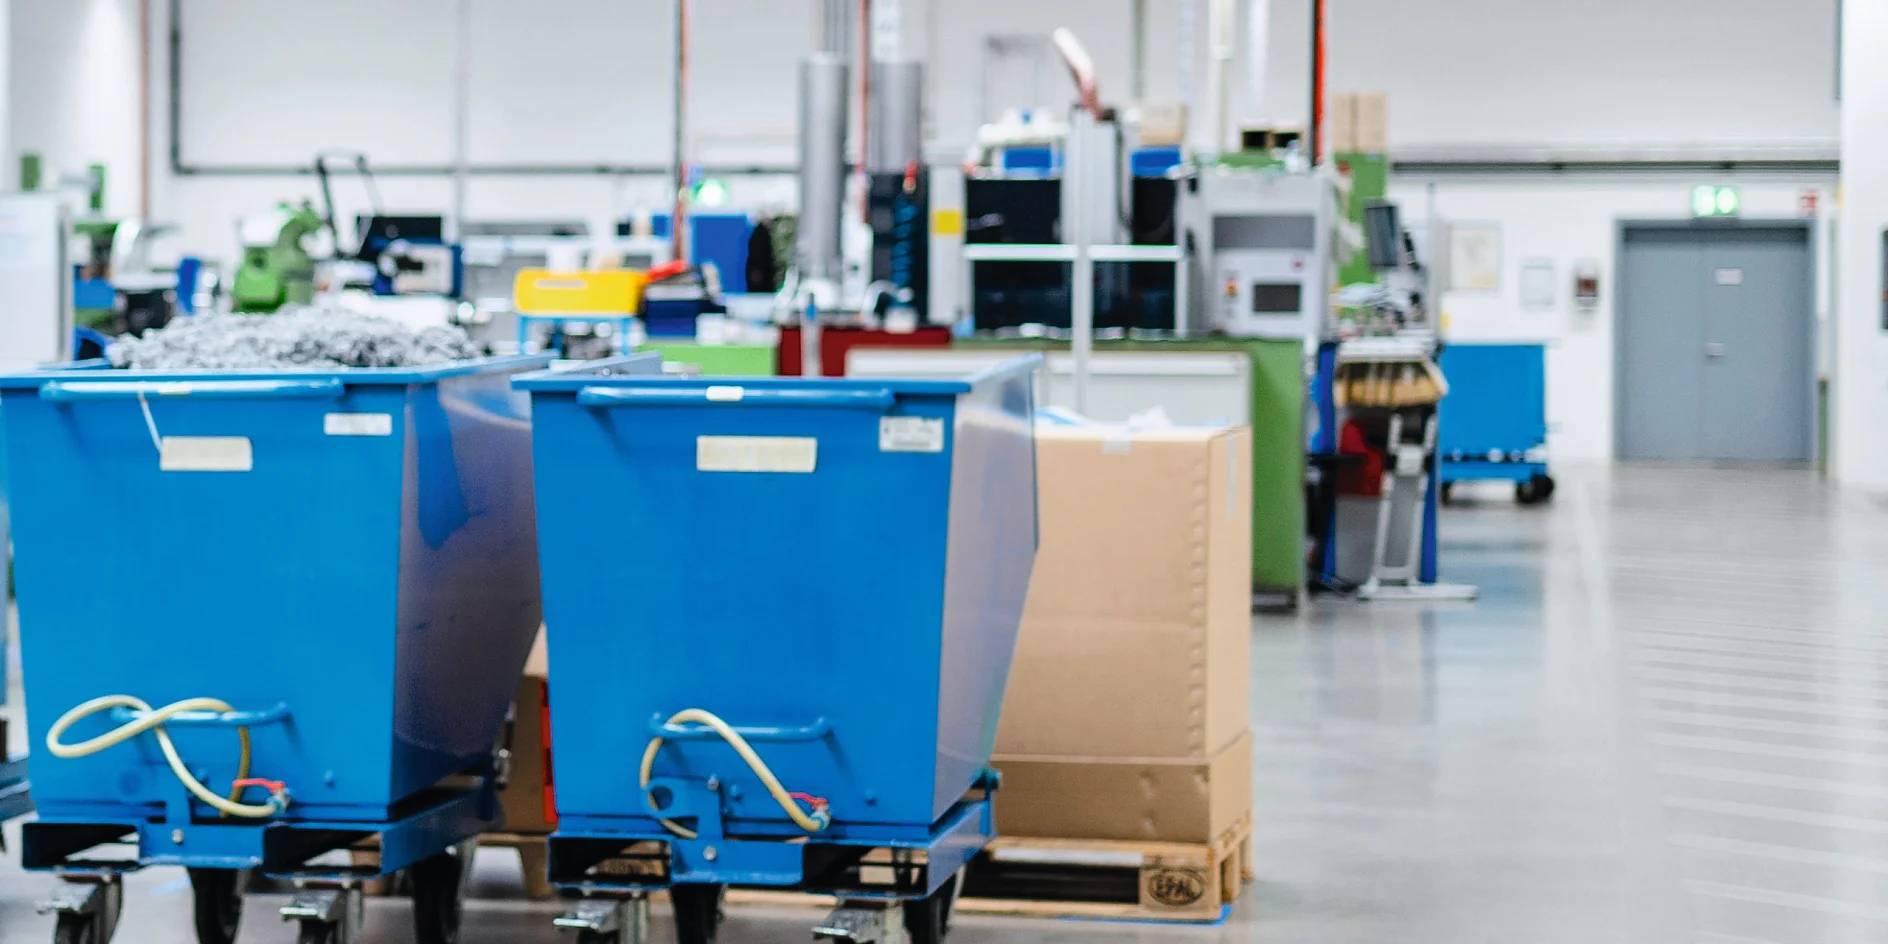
[
  {"left": 230, "top": 201, "right": 323, "bottom": 313},
  {"left": 947, "top": 30, "right": 1187, "bottom": 337},
  {"left": 0, "top": 353, "right": 555, "bottom": 944},
  {"left": 866, "top": 60, "right": 930, "bottom": 323},
  {"left": 1311, "top": 201, "right": 1476, "bottom": 601},
  {"left": 1180, "top": 166, "right": 1349, "bottom": 341},
  {"left": 519, "top": 354, "right": 1042, "bottom": 944}
]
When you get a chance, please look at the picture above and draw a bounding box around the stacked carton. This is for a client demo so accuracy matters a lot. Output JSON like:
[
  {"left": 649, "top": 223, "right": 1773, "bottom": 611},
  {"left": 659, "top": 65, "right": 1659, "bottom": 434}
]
[
  {"left": 992, "top": 425, "right": 1253, "bottom": 844},
  {"left": 1327, "top": 91, "right": 1389, "bottom": 154}
]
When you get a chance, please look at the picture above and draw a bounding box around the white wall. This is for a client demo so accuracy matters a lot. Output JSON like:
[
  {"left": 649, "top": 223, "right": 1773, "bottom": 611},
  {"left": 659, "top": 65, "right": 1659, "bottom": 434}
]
[
  {"left": 9, "top": 0, "right": 137, "bottom": 212},
  {"left": 1834, "top": 1, "right": 1888, "bottom": 490},
  {"left": 4, "top": 0, "right": 1851, "bottom": 465},
  {"left": 1399, "top": 176, "right": 1834, "bottom": 464}
]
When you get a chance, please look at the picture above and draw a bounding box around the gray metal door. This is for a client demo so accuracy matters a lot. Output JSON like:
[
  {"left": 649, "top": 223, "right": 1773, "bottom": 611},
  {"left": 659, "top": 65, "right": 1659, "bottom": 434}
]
[{"left": 1616, "top": 224, "right": 1812, "bottom": 462}]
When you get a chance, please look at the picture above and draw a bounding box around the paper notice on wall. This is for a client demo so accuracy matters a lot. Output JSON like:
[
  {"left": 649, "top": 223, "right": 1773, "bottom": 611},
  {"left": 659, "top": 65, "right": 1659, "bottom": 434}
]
[{"left": 1449, "top": 224, "right": 1503, "bottom": 293}]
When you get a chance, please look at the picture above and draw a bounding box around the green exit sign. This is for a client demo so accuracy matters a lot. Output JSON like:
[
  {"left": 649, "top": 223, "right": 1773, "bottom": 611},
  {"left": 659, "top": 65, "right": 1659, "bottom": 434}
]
[{"left": 1692, "top": 185, "right": 1741, "bottom": 217}]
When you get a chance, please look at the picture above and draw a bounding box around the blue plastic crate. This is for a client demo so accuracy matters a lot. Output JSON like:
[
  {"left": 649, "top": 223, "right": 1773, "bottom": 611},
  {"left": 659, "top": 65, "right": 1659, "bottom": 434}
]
[
  {"left": 0, "top": 354, "right": 558, "bottom": 872},
  {"left": 517, "top": 355, "right": 1040, "bottom": 896}
]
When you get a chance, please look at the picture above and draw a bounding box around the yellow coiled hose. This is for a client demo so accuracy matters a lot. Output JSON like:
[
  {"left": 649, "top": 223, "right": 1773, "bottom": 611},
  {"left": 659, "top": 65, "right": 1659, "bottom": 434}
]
[
  {"left": 640, "top": 708, "right": 831, "bottom": 840},
  {"left": 46, "top": 695, "right": 287, "bottom": 818}
]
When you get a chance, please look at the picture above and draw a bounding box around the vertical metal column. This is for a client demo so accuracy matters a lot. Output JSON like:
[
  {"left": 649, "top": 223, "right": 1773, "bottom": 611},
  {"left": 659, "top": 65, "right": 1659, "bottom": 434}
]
[
  {"left": 797, "top": 55, "right": 851, "bottom": 288},
  {"left": 671, "top": 0, "right": 690, "bottom": 262},
  {"left": 1067, "top": 109, "right": 1096, "bottom": 414},
  {"left": 451, "top": 0, "right": 471, "bottom": 239}
]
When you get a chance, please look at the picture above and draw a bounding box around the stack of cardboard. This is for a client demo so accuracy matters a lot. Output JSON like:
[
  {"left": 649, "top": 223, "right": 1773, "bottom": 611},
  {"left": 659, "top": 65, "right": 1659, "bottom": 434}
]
[
  {"left": 500, "top": 630, "right": 556, "bottom": 837},
  {"left": 992, "top": 425, "right": 1253, "bottom": 845},
  {"left": 1327, "top": 91, "right": 1389, "bottom": 154},
  {"left": 494, "top": 630, "right": 556, "bottom": 899}
]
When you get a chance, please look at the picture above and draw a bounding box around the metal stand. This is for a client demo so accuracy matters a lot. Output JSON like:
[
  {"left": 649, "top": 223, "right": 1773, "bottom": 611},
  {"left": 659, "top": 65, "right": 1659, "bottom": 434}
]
[
  {"left": 555, "top": 895, "right": 650, "bottom": 944},
  {"left": 1356, "top": 412, "right": 1477, "bottom": 602},
  {"left": 814, "top": 900, "right": 908, "bottom": 944},
  {"left": 280, "top": 883, "right": 364, "bottom": 944}
]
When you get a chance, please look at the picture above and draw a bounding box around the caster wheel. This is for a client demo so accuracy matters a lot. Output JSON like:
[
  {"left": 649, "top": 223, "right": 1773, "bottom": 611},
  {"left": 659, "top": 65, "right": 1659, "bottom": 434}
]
[
  {"left": 1516, "top": 474, "right": 1555, "bottom": 505},
  {"left": 410, "top": 846, "right": 471, "bottom": 944},
  {"left": 295, "top": 921, "right": 336, "bottom": 944},
  {"left": 903, "top": 877, "right": 960, "bottom": 944},
  {"left": 575, "top": 933, "right": 618, "bottom": 944},
  {"left": 669, "top": 884, "right": 725, "bottom": 944},
  {"left": 1439, "top": 482, "right": 1456, "bottom": 505},
  {"left": 188, "top": 868, "right": 247, "bottom": 944},
  {"left": 53, "top": 914, "right": 99, "bottom": 944}
]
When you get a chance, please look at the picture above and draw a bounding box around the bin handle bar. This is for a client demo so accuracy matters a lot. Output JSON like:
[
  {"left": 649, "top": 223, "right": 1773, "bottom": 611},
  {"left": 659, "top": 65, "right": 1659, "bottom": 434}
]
[
  {"left": 577, "top": 386, "right": 895, "bottom": 412},
  {"left": 106, "top": 702, "right": 291, "bottom": 728},
  {"left": 40, "top": 379, "right": 347, "bottom": 401},
  {"left": 648, "top": 714, "right": 830, "bottom": 742}
]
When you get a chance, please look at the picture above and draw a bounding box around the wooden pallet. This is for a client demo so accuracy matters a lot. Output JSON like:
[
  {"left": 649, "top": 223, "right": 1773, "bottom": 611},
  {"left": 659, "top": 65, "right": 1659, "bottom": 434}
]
[{"left": 729, "top": 817, "right": 1254, "bottom": 924}]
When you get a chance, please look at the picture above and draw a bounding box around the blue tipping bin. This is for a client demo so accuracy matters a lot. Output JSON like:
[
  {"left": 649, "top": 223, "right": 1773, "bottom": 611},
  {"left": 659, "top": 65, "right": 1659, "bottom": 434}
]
[
  {"left": 1437, "top": 342, "right": 1555, "bottom": 503},
  {"left": 0, "top": 353, "right": 578, "bottom": 944},
  {"left": 517, "top": 355, "right": 1040, "bottom": 934}
]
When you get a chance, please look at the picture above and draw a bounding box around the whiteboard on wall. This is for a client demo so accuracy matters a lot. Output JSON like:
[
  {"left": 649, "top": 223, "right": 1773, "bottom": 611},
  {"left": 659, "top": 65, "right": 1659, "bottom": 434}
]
[{"left": 178, "top": 0, "right": 813, "bottom": 170}]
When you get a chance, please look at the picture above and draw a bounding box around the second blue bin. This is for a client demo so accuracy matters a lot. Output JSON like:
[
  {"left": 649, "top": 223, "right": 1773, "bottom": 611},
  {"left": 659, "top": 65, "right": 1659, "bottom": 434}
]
[{"left": 518, "top": 355, "right": 1040, "bottom": 912}]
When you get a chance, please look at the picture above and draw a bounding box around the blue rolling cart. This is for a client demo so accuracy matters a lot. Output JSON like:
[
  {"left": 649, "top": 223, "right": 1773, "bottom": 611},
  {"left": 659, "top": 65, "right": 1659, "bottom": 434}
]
[
  {"left": 1438, "top": 342, "right": 1555, "bottom": 504},
  {"left": 0, "top": 354, "right": 557, "bottom": 944},
  {"left": 518, "top": 355, "right": 1041, "bottom": 944}
]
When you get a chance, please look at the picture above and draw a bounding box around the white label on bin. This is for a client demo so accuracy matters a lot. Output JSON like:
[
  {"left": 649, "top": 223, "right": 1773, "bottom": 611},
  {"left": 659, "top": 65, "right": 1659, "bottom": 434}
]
[
  {"left": 696, "top": 436, "right": 818, "bottom": 473},
  {"left": 705, "top": 385, "right": 745, "bottom": 402},
  {"left": 160, "top": 437, "right": 253, "bottom": 472},
  {"left": 324, "top": 413, "right": 393, "bottom": 437},
  {"left": 879, "top": 417, "right": 945, "bottom": 453}
]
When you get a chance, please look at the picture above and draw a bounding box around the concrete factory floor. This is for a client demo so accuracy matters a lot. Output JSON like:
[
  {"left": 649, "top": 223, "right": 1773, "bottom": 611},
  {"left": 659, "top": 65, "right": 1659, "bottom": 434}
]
[{"left": 4, "top": 465, "right": 1886, "bottom": 943}]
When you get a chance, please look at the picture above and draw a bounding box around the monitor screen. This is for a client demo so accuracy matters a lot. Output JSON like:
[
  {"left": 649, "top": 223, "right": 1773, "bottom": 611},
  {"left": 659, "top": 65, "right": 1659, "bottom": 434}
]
[{"left": 1364, "top": 202, "right": 1403, "bottom": 270}]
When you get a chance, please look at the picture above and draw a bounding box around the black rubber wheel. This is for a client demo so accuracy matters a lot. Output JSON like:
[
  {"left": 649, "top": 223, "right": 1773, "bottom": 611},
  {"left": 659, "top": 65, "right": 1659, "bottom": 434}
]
[
  {"left": 295, "top": 921, "right": 336, "bottom": 944},
  {"left": 1516, "top": 474, "right": 1556, "bottom": 506},
  {"left": 903, "top": 878, "right": 959, "bottom": 944},
  {"left": 52, "top": 914, "right": 96, "bottom": 944},
  {"left": 187, "top": 868, "right": 246, "bottom": 944},
  {"left": 669, "top": 884, "right": 725, "bottom": 944},
  {"left": 575, "top": 932, "right": 618, "bottom": 944},
  {"left": 1439, "top": 482, "right": 1456, "bottom": 505},
  {"left": 409, "top": 847, "right": 469, "bottom": 944}
]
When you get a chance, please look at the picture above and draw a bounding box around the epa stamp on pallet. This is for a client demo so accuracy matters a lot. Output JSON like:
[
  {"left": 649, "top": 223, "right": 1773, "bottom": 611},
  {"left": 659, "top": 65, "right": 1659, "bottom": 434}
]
[{"left": 956, "top": 817, "right": 1254, "bottom": 923}]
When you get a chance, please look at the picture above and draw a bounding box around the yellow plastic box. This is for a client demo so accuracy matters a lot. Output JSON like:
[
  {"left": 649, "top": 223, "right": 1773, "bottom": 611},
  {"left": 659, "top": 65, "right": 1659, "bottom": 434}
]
[{"left": 513, "top": 269, "right": 647, "bottom": 315}]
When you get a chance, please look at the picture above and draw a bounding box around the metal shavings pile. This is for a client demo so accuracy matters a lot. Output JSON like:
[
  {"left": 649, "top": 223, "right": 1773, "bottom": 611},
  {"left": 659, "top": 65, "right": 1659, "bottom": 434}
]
[{"left": 107, "top": 307, "right": 482, "bottom": 370}]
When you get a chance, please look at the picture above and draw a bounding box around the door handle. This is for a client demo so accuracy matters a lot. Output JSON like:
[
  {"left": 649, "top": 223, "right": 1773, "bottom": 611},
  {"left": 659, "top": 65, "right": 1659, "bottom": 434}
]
[{"left": 1705, "top": 342, "right": 1726, "bottom": 358}]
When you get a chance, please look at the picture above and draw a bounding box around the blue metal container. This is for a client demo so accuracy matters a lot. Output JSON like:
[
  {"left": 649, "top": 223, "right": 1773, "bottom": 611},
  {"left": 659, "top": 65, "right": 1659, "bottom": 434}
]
[
  {"left": 517, "top": 355, "right": 1040, "bottom": 900},
  {"left": 0, "top": 355, "right": 553, "bottom": 873},
  {"left": 1438, "top": 342, "right": 1555, "bottom": 502}
]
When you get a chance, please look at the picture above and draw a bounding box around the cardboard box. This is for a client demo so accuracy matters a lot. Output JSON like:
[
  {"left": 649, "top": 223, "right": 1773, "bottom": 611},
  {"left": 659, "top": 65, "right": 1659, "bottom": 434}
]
[
  {"left": 1326, "top": 92, "right": 1359, "bottom": 153},
  {"left": 1135, "top": 101, "right": 1190, "bottom": 146},
  {"left": 1354, "top": 91, "right": 1389, "bottom": 153},
  {"left": 992, "top": 731, "right": 1252, "bottom": 843},
  {"left": 498, "top": 629, "right": 555, "bottom": 835},
  {"left": 994, "top": 426, "right": 1251, "bottom": 760}
]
